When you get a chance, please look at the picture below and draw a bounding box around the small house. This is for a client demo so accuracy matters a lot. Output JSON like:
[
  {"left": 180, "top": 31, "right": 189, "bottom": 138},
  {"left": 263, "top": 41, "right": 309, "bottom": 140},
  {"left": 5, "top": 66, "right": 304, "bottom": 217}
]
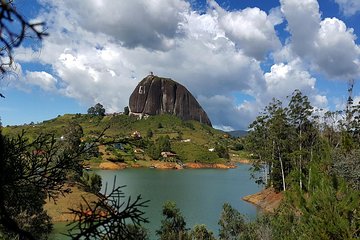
[
  {"left": 161, "top": 152, "right": 177, "bottom": 158},
  {"left": 134, "top": 148, "right": 144, "bottom": 153}
]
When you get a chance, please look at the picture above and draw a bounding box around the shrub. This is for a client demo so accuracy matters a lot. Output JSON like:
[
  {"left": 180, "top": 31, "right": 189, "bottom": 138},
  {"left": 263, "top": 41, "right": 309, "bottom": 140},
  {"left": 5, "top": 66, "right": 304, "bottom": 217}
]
[{"left": 80, "top": 172, "right": 102, "bottom": 194}]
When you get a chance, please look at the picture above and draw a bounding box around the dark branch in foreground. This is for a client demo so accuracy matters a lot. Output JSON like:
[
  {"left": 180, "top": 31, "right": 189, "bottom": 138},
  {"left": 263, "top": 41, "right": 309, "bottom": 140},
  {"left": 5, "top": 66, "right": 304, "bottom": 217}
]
[
  {"left": 67, "top": 182, "right": 149, "bottom": 240},
  {"left": 0, "top": 1, "right": 48, "bottom": 73}
]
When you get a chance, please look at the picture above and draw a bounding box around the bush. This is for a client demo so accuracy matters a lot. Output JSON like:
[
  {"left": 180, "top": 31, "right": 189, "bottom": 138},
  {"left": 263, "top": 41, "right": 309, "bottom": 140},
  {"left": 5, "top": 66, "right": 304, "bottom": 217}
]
[
  {"left": 156, "top": 201, "right": 190, "bottom": 240},
  {"left": 232, "top": 142, "right": 244, "bottom": 151},
  {"left": 80, "top": 172, "right": 102, "bottom": 194},
  {"left": 215, "top": 145, "right": 229, "bottom": 159}
]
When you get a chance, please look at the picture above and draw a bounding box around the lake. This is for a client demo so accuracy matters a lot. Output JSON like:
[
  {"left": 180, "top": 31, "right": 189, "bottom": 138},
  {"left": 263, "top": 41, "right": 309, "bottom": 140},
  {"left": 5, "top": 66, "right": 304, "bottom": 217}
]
[{"left": 51, "top": 164, "right": 261, "bottom": 239}]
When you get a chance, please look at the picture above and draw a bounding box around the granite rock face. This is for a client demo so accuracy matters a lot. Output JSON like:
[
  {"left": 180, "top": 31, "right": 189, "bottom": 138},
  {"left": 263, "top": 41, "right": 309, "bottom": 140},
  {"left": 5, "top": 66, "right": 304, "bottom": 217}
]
[{"left": 129, "top": 75, "right": 212, "bottom": 126}]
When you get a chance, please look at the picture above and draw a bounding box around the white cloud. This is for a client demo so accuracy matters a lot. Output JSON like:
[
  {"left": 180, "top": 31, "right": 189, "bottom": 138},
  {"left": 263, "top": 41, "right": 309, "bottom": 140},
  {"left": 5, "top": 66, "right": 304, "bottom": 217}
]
[
  {"left": 280, "top": 0, "right": 360, "bottom": 80},
  {"left": 199, "top": 95, "right": 261, "bottom": 131},
  {"left": 265, "top": 62, "right": 315, "bottom": 97},
  {"left": 314, "top": 18, "right": 360, "bottom": 79},
  {"left": 263, "top": 62, "right": 327, "bottom": 109},
  {"left": 40, "top": 0, "right": 190, "bottom": 51},
  {"left": 208, "top": 0, "right": 281, "bottom": 60},
  {"left": 25, "top": 71, "right": 57, "bottom": 91},
  {"left": 15, "top": 0, "right": 273, "bottom": 129},
  {"left": 334, "top": 0, "right": 360, "bottom": 16},
  {"left": 12, "top": 0, "right": 358, "bottom": 130},
  {"left": 280, "top": 0, "right": 320, "bottom": 57}
]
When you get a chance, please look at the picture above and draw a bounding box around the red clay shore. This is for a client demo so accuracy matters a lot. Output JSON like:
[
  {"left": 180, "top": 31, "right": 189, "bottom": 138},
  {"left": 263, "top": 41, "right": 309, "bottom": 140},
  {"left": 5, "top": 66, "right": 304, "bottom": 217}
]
[
  {"left": 96, "top": 160, "right": 236, "bottom": 170},
  {"left": 242, "top": 187, "right": 283, "bottom": 213}
]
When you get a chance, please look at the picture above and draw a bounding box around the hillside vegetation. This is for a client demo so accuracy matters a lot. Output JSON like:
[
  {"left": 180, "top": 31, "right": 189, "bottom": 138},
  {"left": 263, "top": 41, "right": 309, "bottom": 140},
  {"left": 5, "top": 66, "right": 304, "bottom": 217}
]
[{"left": 3, "top": 114, "right": 240, "bottom": 166}]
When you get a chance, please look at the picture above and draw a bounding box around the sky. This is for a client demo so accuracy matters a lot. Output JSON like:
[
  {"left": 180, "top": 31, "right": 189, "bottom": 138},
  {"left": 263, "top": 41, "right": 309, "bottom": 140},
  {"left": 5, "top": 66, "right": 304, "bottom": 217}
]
[{"left": 0, "top": 0, "right": 360, "bottom": 130}]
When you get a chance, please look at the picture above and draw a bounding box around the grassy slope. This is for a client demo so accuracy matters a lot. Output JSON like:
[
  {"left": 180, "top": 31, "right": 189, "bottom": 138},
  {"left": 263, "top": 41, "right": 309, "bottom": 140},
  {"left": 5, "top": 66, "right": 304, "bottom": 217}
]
[{"left": 3, "top": 114, "right": 235, "bottom": 164}]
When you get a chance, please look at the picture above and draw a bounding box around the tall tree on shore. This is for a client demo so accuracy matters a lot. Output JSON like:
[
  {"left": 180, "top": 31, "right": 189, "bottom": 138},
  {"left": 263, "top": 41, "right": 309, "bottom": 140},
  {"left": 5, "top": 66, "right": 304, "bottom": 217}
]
[
  {"left": 247, "top": 114, "right": 271, "bottom": 186},
  {"left": 287, "top": 89, "right": 313, "bottom": 191},
  {"left": 266, "top": 99, "right": 290, "bottom": 192}
]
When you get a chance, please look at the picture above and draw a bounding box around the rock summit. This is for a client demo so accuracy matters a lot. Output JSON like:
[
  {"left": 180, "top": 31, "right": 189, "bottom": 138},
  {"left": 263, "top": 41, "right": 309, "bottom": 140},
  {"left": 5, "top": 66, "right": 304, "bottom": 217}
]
[{"left": 129, "top": 75, "right": 212, "bottom": 126}]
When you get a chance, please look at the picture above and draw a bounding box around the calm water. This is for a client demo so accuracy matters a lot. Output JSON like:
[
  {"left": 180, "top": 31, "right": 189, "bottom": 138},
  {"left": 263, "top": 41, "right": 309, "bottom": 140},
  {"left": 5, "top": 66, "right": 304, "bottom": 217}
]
[{"left": 51, "top": 164, "right": 261, "bottom": 239}]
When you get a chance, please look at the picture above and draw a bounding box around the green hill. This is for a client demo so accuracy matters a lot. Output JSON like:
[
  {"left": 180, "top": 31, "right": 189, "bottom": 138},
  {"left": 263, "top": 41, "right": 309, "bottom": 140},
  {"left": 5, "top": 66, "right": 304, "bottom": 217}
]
[{"left": 3, "top": 113, "right": 237, "bottom": 166}]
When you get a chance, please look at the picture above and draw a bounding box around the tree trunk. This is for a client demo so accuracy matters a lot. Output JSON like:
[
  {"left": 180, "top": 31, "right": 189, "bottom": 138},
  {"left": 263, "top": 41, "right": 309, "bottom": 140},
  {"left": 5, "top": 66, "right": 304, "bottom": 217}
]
[
  {"left": 307, "top": 145, "right": 314, "bottom": 190},
  {"left": 278, "top": 146, "right": 286, "bottom": 191}
]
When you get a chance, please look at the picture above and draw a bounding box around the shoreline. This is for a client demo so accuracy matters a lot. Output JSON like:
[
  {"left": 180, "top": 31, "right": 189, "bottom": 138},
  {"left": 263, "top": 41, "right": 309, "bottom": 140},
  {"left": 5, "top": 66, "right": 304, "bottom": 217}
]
[
  {"left": 91, "top": 155, "right": 252, "bottom": 170},
  {"left": 48, "top": 161, "right": 256, "bottom": 224},
  {"left": 242, "top": 188, "right": 283, "bottom": 213},
  {"left": 94, "top": 160, "right": 239, "bottom": 170}
]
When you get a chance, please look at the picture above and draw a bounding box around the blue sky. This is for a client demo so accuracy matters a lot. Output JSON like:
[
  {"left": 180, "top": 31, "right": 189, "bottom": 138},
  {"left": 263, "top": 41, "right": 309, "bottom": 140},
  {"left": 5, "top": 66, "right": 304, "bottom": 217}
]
[{"left": 0, "top": 0, "right": 360, "bottom": 130}]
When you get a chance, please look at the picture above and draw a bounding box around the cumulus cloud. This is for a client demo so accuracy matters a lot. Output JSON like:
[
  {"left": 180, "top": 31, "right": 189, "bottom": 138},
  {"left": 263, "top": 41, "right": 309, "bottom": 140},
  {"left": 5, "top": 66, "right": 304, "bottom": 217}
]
[
  {"left": 334, "top": 0, "right": 360, "bottom": 16},
  {"left": 198, "top": 95, "right": 261, "bottom": 131},
  {"left": 12, "top": 0, "right": 359, "bottom": 129},
  {"left": 315, "top": 18, "right": 360, "bottom": 79},
  {"left": 280, "top": 0, "right": 360, "bottom": 80},
  {"left": 15, "top": 0, "right": 279, "bottom": 129},
  {"left": 208, "top": 0, "right": 281, "bottom": 60},
  {"left": 25, "top": 71, "right": 58, "bottom": 91},
  {"left": 264, "top": 62, "right": 327, "bottom": 108},
  {"left": 40, "top": 0, "right": 190, "bottom": 51}
]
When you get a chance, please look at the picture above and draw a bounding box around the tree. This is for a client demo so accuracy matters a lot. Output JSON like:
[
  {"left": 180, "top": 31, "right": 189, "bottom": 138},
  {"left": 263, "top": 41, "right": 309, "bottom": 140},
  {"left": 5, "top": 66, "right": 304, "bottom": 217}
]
[
  {"left": 0, "top": 131, "right": 82, "bottom": 239},
  {"left": 218, "top": 203, "right": 246, "bottom": 240},
  {"left": 62, "top": 121, "right": 84, "bottom": 154},
  {"left": 124, "top": 106, "right": 130, "bottom": 115},
  {"left": 0, "top": 1, "right": 47, "bottom": 75},
  {"left": 67, "top": 185, "right": 149, "bottom": 240},
  {"left": 247, "top": 114, "right": 271, "bottom": 186},
  {"left": 157, "top": 135, "right": 171, "bottom": 152},
  {"left": 215, "top": 144, "right": 229, "bottom": 159},
  {"left": 87, "top": 103, "right": 105, "bottom": 116},
  {"left": 146, "top": 129, "right": 153, "bottom": 138},
  {"left": 287, "top": 89, "right": 314, "bottom": 191},
  {"left": 79, "top": 171, "right": 102, "bottom": 194},
  {"left": 271, "top": 165, "right": 360, "bottom": 240},
  {"left": 331, "top": 149, "right": 360, "bottom": 190},
  {"left": 190, "top": 224, "right": 216, "bottom": 240},
  {"left": 156, "top": 201, "right": 190, "bottom": 240},
  {"left": 147, "top": 141, "right": 161, "bottom": 160}
]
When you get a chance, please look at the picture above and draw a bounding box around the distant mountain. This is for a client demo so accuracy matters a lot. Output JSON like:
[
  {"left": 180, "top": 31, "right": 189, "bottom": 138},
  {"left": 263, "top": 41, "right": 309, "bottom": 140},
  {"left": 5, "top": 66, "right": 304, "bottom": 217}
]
[
  {"left": 129, "top": 75, "right": 212, "bottom": 126},
  {"left": 227, "top": 130, "right": 248, "bottom": 138}
]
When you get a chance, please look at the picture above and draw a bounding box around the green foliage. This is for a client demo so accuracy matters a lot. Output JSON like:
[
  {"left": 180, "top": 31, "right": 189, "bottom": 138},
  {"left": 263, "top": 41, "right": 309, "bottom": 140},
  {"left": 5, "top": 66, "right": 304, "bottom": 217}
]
[
  {"left": 271, "top": 169, "right": 360, "bottom": 240},
  {"left": 124, "top": 106, "right": 130, "bottom": 115},
  {"left": 147, "top": 135, "right": 172, "bottom": 160},
  {"left": 331, "top": 149, "right": 360, "bottom": 190},
  {"left": 0, "top": 131, "right": 82, "bottom": 239},
  {"left": 246, "top": 90, "right": 321, "bottom": 191},
  {"left": 87, "top": 103, "right": 105, "bottom": 116},
  {"left": 62, "top": 121, "right": 83, "bottom": 154},
  {"left": 215, "top": 145, "right": 229, "bottom": 159},
  {"left": 67, "top": 185, "right": 149, "bottom": 240},
  {"left": 157, "top": 135, "right": 171, "bottom": 152},
  {"left": 3, "top": 113, "right": 228, "bottom": 164},
  {"left": 122, "top": 224, "right": 149, "bottom": 240},
  {"left": 146, "top": 129, "right": 153, "bottom": 138},
  {"left": 147, "top": 141, "right": 161, "bottom": 160},
  {"left": 218, "top": 203, "right": 246, "bottom": 240},
  {"left": 183, "top": 121, "right": 195, "bottom": 130},
  {"left": 156, "top": 201, "right": 190, "bottom": 240},
  {"left": 172, "top": 142, "right": 221, "bottom": 163},
  {"left": 79, "top": 171, "right": 102, "bottom": 194},
  {"left": 231, "top": 142, "right": 244, "bottom": 151},
  {"left": 190, "top": 224, "right": 216, "bottom": 240}
]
